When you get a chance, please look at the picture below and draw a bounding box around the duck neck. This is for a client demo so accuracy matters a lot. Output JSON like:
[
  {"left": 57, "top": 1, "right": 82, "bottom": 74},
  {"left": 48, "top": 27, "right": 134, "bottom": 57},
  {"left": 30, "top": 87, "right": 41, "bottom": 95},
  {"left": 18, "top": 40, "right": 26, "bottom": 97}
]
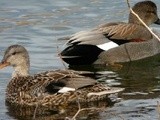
[{"left": 12, "top": 63, "right": 30, "bottom": 78}]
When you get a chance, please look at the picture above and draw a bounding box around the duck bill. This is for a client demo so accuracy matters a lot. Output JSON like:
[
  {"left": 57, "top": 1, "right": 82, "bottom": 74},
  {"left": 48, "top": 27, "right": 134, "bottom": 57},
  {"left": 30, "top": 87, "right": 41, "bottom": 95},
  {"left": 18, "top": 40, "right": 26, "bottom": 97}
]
[
  {"left": 154, "top": 18, "right": 160, "bottom": 25},
  {"left": 0, "top": 61, "right": 10, "bottom": 69}
]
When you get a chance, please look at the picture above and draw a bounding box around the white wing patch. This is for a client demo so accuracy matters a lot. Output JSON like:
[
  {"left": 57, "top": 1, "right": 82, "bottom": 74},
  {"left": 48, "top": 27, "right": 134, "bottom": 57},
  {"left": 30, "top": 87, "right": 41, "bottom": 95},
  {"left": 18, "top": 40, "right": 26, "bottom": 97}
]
[
  {"left": 97, "top": 41, "right": 118, "bottom": 51},
  {"left": 58, "top": 87, "right": 76, "bottom": 93}
]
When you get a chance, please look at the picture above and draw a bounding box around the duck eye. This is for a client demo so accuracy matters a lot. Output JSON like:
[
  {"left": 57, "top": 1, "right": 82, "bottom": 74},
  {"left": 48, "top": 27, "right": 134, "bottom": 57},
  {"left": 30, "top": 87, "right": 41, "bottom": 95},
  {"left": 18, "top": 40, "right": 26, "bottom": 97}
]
[
  {"left": 11, "top": 52, "right": 16, "bottom": 55},
  {"left": 150, "top": 11, "right": 156, "bottom": 15}
]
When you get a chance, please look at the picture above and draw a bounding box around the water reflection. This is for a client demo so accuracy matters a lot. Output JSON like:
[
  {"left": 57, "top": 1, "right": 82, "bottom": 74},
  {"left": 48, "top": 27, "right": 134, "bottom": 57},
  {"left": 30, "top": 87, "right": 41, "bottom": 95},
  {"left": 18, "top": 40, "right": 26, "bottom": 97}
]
[
  {"left": 6, "top": 98, "right": 115, "bottom": 120},
  {"left": 101, "top": 98, "right": 160, "bottom": 120},
  {"left": 72, "top": 54, "right": 160, "bottom": 94},
  {"left": 69, "top": 54, "right": 160, "bottom": 119}
]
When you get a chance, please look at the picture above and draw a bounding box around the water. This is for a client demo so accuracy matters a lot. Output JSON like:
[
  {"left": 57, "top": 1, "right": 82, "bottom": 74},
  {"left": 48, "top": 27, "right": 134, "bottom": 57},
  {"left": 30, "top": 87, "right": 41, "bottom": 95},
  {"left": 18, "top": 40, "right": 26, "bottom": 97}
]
[{"left": 0, "top": 0, "right": 160, "bottom": 119}]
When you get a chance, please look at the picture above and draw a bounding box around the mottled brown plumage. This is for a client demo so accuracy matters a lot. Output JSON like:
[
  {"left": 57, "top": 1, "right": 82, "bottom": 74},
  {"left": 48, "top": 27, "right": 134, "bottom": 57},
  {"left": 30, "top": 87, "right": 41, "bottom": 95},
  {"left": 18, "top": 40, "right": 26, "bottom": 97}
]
[{"left": 0, "top": 45, "right": 124, "bottom": 107}]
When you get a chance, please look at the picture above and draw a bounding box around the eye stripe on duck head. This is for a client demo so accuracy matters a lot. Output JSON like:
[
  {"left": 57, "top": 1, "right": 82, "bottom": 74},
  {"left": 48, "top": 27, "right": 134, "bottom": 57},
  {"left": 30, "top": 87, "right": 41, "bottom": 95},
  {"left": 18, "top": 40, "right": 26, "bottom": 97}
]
[
  {"left": 2, "top": 45, "right": 27, "bottom": 61},
  {"left": 2, "top": 51, "right": 22, "bottom": 63}
]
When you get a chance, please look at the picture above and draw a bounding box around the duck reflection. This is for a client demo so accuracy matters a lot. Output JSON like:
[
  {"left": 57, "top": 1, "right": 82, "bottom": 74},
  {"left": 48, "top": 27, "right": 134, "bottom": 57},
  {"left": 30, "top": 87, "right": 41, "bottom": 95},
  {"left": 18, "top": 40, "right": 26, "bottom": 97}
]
[
  {"left": 6, "top": 98, "right": 115, "bottom": 120},
  {"left": 70, "top": 53, "right": 160, "bottom": 99}
]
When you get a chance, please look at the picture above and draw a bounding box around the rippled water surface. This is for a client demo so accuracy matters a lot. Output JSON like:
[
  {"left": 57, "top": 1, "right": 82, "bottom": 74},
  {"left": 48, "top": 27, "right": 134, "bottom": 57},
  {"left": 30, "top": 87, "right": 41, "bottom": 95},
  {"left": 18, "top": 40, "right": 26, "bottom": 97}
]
[{"left": 0, "top": 0, "right": 160, "bottom": 120}]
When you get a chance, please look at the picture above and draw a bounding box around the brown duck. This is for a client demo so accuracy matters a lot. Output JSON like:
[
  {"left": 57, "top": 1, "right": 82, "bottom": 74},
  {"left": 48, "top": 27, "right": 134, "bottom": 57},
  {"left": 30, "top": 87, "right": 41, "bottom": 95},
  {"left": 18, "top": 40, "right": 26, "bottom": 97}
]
[
  {"left": 60, "top": 1, "right": 160, "bottom": 65},
  {"left": 0, "top": 45, "right": 124, "bottom": 107}
]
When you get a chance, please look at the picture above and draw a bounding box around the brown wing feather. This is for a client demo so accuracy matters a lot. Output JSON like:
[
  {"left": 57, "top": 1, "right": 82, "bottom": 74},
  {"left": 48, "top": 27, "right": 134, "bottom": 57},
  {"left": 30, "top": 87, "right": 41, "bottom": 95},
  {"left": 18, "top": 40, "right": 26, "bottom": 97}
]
[
  {"left": 58, "top": 77, "right": 96, "bottom": 89},
  {"left": 98, "top": 23, "right": 153, "bottom": 41},
  {"left": 14, "top": 70, "right": 96, "bottom": 97}
]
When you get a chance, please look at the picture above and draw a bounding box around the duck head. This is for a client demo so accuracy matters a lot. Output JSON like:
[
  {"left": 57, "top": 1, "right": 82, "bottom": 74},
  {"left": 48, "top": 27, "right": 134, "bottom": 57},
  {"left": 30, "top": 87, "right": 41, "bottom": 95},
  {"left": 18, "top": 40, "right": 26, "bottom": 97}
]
[
  {"left": 0, "top": 45, "right": 30, "bottom": 78},
  {"left": 129, "top": 1, "right": 160, "bottom": 26}
]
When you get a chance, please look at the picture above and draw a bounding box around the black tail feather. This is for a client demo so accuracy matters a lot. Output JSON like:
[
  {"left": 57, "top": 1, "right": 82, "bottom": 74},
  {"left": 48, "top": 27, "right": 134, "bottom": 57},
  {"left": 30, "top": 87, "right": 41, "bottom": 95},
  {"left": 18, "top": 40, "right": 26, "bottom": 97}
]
[{"left": 61, "top": 45, "right": 104, "bottom": 65}]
